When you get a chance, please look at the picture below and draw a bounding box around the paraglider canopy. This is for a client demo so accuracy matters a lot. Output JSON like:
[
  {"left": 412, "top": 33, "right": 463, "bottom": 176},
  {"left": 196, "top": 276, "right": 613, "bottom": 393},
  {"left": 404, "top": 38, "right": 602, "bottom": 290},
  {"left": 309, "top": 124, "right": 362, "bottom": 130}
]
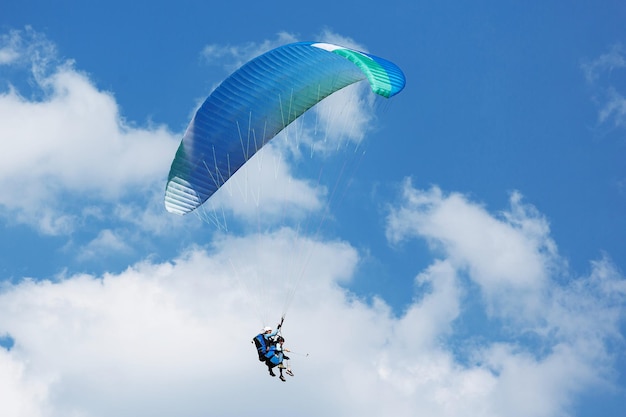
[{"left": 164, "top": 41, "right": 406, "bottom": 216}]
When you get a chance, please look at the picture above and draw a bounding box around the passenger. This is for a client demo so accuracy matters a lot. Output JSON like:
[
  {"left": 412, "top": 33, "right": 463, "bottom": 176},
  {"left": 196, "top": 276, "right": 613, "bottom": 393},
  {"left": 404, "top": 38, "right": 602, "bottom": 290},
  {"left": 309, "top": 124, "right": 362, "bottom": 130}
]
[{"left": 266, "top": 336, "right": 293, "bottom": 381}]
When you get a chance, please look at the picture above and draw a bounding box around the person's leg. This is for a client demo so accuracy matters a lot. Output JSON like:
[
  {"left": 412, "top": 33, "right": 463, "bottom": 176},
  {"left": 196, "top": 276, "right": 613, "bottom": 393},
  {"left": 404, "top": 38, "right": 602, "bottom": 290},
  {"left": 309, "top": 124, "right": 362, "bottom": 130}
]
[{"left": 266, "top": 361, "right": 276, "bottom": 377}]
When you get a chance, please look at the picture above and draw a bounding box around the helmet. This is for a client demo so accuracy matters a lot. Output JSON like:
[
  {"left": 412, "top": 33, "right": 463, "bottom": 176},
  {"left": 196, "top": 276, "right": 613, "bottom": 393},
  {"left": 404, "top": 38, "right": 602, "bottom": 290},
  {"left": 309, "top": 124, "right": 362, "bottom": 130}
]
[{"left": 263, "top": 326, "right": 272, "bottom": 333}]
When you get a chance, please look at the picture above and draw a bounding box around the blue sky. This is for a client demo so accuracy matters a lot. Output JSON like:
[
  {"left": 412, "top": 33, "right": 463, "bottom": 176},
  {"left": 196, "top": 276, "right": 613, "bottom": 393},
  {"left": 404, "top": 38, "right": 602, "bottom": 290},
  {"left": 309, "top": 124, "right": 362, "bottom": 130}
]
[{"left": 1, "top": 1, "right": 625, "bottom": 416}]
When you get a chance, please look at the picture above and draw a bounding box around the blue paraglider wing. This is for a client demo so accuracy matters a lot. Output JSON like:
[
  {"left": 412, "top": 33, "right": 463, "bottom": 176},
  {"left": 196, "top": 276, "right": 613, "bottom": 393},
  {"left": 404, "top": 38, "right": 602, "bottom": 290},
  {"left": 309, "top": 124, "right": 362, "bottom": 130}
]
[{"left": 164, "top": 41, "right": 405, "bottom": 215}]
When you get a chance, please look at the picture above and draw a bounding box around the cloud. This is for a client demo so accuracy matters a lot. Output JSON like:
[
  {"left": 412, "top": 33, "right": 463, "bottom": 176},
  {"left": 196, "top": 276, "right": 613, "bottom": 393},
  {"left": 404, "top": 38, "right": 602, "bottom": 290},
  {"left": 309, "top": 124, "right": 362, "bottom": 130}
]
[
  {"left": 76, "top": 229, "right": 133, "bottom": 261},
  {"left": 195, "top": 144, "right": 327, "bottom": 230},
  {"left": 0, "top": 232, "right": 361, "bottom": 417},
  {"left": 0, "top": 30, "right": 23, "bottom": 65},
  {"left": 0, "top": 182, "right": 624, "bottom": 417},
  {"left": 0, "top": 28, "right": 179, "bottom": 235},
  {"left": 386, "top": 180, "right": 559, "bottom": 320},
  {"left": 582, "top": 44, "right": 626, "bottom": 84},
  {"left": 201, "top": 31, "right": 299, "bottom": 71},
  {"left": 382, "top": 179, "right": 625, "bottom": 415},
  {"left": 582, "top": 44, "right": 626, "bottom": 131}
]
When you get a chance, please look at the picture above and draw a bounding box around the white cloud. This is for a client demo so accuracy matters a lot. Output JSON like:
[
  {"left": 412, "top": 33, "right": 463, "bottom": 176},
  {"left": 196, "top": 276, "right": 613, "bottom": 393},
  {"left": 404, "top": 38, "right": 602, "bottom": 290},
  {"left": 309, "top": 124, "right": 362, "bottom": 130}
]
[
  {"left": 0, "top": 28, "right": 179, "bottom": 235},
  {"left": 0, "top": 186, "right": 624, "bottom": 416},
  {"left": 201, "top": 31, "right": 299, "bottom": 71},
  {"left": 0, "top": 232, "right": 362, "bottom": 417},
  {"left": 598, "top": 87, "right": 626, "bottom": 127},
  {"left": 76, "top": 229, "right": 133, "bottom": 261},
  {"left": 196, "top": 144, "right": 326, "bottom": 229},
  {"left": 582, "top": 44, "right": 626, "bottom": 130},
  {"left": 382, "top": 179, "right": 625, "bottom": 415},
  {"left": 386, "top": 180, "right": 557, "bottom": 320},
  {"left": 0, "top": 30, "right": 22, "bottom": 65},
  {"left": 582, "top": 44, "right": 626, "bottom": 83}
]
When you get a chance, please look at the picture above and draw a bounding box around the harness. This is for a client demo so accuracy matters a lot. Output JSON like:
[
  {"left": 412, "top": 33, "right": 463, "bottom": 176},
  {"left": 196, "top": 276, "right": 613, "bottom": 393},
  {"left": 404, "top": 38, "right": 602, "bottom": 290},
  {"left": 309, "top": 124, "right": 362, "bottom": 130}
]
[{"left": 252, "top": 333, "right": 274, "bottom": 361}]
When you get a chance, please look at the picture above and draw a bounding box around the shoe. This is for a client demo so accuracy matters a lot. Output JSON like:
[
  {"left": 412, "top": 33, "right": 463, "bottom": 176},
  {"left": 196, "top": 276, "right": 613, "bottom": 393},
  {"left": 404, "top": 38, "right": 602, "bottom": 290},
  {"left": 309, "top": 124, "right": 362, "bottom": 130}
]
[
  {"left": 286, "top": 369, "right": 294, "bottom": 377},
  {"left": 269, "top": 369, "right": 276, "bottom": 377},
  {"left": 279, "top": 375, "right": 286, "bottom": 381}
]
